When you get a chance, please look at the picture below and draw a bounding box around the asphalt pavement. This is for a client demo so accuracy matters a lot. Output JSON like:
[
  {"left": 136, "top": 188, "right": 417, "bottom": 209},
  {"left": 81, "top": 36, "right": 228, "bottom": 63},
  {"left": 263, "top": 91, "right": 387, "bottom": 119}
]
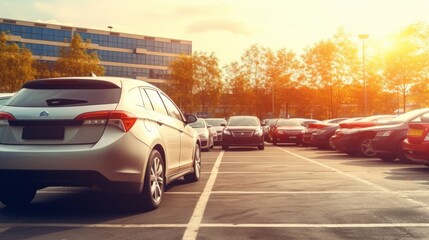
[{"left": 1, "top": 144, "right": 429, "bottom": 239}]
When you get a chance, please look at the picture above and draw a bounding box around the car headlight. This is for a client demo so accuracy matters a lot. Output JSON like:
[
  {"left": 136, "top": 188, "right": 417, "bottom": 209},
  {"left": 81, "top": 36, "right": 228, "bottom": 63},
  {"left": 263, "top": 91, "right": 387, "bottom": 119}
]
[
  {"left": 376, "top": 131, "right": 392, "bottom": 137},
  {"left": 254, "top": 129, "right": 263, "bottom": 135},
  {"left": 223, "top": 129, "right": 231, "bottom": 135}
]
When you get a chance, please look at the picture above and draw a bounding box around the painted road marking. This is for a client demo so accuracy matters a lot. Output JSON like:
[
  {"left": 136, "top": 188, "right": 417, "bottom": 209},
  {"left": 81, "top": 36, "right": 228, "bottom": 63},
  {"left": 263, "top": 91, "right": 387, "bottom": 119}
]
[
  {"left": 182, "top": 151, "right": 224, "bottom": 240},
  {"left": 279, "top": 147, "right": 429, "bottom": 211}
]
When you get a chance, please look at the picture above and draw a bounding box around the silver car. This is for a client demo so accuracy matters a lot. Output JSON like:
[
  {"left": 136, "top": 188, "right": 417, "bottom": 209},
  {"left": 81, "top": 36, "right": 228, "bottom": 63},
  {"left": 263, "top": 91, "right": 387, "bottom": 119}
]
[
  {"left": 189, "top": 118, "right": 214, "bottom": 151},
  {"left": 0, "top": 93, "right": 14, "bottom": 107},
  {"left": 0, "top": 77, "right": 201, "bottom": 211}
]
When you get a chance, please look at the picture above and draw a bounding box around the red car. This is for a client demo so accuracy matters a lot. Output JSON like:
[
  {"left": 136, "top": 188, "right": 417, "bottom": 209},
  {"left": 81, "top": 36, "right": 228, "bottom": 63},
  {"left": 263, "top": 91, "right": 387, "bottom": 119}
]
[
  {"left": 270, "top": 119, "right": 307, "bottom": 146},
  {"left": 403, "top": 120, "right": 429, "bottom": 165}
]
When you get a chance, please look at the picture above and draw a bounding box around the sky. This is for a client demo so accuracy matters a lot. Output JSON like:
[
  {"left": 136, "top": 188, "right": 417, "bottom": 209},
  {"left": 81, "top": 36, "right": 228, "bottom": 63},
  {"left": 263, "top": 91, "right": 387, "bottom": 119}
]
[{"left": 1, "top": 0, "right": 429, "bottom": 66}]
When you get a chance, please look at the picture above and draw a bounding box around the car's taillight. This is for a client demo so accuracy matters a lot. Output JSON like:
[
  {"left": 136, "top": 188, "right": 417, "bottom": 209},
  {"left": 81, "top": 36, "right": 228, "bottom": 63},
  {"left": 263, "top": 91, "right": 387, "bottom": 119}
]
[
  {"left": 0, "top": 112, "right": 15, "bottom": 125},
  {"left": 407, "top": 123, "right": 429, "bottom": 144},
  {"left": 75, "top": 110, "right": 137, "bottom": 132}
]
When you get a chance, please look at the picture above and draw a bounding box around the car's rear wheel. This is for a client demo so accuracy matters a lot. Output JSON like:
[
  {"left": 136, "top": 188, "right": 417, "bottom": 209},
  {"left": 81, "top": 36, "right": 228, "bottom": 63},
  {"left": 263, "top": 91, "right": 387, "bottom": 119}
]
[
  {"left": 184, "top": 144, "right": 201, "bottom": 183},
  {"left": 258, "top": 144, "right": 264, "bottom": 150},
  {"left": 139, "top": 149, "right": 164, "bottom": 211},
  {"left": 358, "top": 138, "right": 376, "bottom": 157},
  {"left": 273, "top": 139, "right": 277, "bottom": 146},
  {"left": 0, "top": 185, "right": 37, "bottom": 208}
]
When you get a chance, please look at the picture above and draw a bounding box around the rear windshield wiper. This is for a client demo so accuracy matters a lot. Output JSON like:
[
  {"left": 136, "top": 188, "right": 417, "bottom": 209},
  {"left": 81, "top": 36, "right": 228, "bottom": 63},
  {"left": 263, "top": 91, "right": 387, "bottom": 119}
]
[{"left": 46, "top": 98, "right": 89, "bottom": 106}]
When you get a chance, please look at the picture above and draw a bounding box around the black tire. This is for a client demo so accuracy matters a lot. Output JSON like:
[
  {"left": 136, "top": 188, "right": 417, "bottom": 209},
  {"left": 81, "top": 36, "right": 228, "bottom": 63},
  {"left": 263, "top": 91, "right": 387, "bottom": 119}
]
[
  {"left": 258, "top": 144, "right": 265, "bottom": 150},
  {"left": 222, "top": 145, "right": 228, "bottom": 150},
  {"left": 358, "top": 138, "right": 376, "bottom": 157},
  {"left": 184, "top": 144, "right": 201, "bottom": 183},
  {"left": 139, "top": 149, "right": 165, "bottom": 211},
  {"left": 273, "top": 139, "right": 277, "bottom": 146},
  {"left": 397, "top": 140, "right": 412, "bottom": 163},
  {"left": 0, "top": 185, "right": 37, "bottom": 208}
]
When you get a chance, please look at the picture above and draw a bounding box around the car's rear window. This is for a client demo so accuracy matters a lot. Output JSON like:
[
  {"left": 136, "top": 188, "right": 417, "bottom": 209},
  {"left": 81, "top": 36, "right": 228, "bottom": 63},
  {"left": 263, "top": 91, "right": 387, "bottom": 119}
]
[
  {"left": 228, "top": 117, "right": 259, "bottom": 126},
  {"left": 7, "top": 80, "right": 121, "bottom": 107}
]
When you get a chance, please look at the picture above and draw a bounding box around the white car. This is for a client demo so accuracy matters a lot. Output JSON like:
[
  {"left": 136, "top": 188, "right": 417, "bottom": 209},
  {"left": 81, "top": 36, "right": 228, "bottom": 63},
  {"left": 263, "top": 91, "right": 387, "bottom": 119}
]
[
  {"left": 189, "top": 118, "right": 214, "bottom": 151},
  {"left": 0, "top": 77, "right": 201, "bottom": 211}
]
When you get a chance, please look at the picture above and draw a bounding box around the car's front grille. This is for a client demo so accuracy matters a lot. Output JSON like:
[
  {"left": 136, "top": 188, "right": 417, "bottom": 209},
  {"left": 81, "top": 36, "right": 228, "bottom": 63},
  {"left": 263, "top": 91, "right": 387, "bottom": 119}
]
[{"left": 231, "top": 131, "right": 254, "bottom": 137}]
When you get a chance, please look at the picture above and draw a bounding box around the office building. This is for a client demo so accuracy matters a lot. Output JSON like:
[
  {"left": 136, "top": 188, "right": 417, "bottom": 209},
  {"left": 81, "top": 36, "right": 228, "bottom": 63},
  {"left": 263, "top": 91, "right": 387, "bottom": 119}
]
[{"left": 0, "top": 18, "right": 192, "bottom": 84}]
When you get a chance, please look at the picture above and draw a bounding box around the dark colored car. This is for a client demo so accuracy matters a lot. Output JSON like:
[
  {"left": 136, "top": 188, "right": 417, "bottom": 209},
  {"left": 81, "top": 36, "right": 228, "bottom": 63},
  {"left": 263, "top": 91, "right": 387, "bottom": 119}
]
[
  {"left": 302, "top": 118, "right": 348, "bottom": 147},
  {"left": 331, "top": 115, "right": 395, "bottom": 156},
  {"left": 270, "top": 119, "right": 307, "bottom": 146},
  {"left": 204, "top": 118, "right": 227, "bottom": 146},
  {"left": 372, "top": 108, "right": 429, "bottom": 162},
  {"left": 402, "top": 115, "right": 429, "bottom": 165},
  {"left": 221, "top": 116, "right": 265, "bottom": 150}
]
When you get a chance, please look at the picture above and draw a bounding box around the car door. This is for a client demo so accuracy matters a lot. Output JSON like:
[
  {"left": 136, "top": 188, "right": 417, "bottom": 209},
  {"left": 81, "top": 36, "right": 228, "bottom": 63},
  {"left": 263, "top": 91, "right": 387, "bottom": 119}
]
[
  {"left": 159, "top": 93, "right": 194, "bottom": 170},
  {"left": 144, "top": 88, "right": 181, "bottom": 176}
]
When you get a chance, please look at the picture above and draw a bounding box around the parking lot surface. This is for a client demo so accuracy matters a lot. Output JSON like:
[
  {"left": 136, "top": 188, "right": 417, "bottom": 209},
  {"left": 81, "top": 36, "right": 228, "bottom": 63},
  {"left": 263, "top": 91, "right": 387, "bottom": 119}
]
[{"left": 2, "top": 145, "right": 429, "bottom": 239}]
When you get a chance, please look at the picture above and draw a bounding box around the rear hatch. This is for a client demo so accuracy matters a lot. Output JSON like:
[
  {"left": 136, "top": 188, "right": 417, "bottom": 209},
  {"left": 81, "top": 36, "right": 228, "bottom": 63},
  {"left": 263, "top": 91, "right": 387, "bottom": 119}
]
[{"left": 0, "top": 79, "right": 121, "bottom": 145}]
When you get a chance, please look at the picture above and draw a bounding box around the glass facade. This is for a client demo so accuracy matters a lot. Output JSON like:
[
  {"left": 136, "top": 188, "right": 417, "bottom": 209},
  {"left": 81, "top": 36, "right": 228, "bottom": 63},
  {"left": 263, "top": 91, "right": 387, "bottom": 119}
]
[{"left": 0, "top": 19, "right": 192, "bottom": 82}]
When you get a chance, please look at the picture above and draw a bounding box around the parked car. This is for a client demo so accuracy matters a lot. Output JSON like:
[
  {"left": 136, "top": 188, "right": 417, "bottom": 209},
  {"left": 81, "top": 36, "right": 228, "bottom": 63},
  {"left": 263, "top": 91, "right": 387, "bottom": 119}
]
[
  {"left": 189, "top": 118, "right": 214, "bottom": 151},
  {"left": 262, "top": 118, "right": 283, "bottom": 142},
  {"left": 204, "top": 118, "right": 227, "bottom": 146},
  {"left": 302, "top": 118, "right": 349, "bottom": 147},
  {"left": 331, "top": 115, "right": 395, "bottom": 156},
  {"left": 270, "top": 119, "right": 308, "bottom": 146},
  {"left": 221, "top": 115, "right": 265, "bottom": 150},
  {"left": 372, "top": 108, "right": 429, "bottom": 162},
  {"left": 0, "top": 93, "right": 14, "bottom": 107},
  {"left": 0, "top": 77, "right": 201, "bottom": 211},
  {"left": 402, "top": 114, "right": 429, "bottom": 165}
]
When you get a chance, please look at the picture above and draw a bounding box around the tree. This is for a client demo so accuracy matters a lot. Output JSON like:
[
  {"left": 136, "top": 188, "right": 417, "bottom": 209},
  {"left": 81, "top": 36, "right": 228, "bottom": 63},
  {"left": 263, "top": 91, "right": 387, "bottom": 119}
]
[
  {"left": 54, "top": 33, "right": 104, "bottom": 77},
  {"left": 381, "top": 23, "right": 429, "bottom": 112},
  {"left": 0, "top": 32, "right": 36, "bottom": 92},
  {"left": 166, "top": 51, "right": 222, "bottom": 114},
  {"left": 192, "top": 51, "right": 223, "bottom": 114},
  {"left": 224, "top": 61, "right": 251, "bottom": 115},
  {"left": 165, "top": 55, "right": 194, "bottom": 113}
]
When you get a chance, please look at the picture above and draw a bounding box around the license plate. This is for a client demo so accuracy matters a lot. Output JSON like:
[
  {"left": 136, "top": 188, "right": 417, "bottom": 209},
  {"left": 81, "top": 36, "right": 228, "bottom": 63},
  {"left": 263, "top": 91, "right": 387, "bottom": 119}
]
[
  {"left": 289, "top": 136, "right": 297, "bottom": 139},
  {"left": 22, "top": 127, "right": 65, "bottom": 140},
  {"left": 408, "top": 128, "right": 423, "bottom": 137}
]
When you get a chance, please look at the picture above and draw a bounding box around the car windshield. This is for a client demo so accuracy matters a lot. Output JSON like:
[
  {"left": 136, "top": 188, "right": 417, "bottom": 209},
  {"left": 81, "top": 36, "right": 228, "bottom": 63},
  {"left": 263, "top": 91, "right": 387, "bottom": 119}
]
[
  {"left": 276, "top": 119, "right": 301, "bottom": 127},
  {"left": 205, "top": 119, "right": 226, "bottom": 126},
  {"left": 189, "top": 119, "right": 206, "bottom": 128},
  {"left": 228, "top": 117, "right": 259, "bottom": 126}
]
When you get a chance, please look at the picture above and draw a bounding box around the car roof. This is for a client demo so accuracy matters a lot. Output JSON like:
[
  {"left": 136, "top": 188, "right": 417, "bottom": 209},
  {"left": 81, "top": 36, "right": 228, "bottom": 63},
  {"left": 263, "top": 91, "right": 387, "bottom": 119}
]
[{"left": 22, "top": 76, "right": 157, "bottom": 89}]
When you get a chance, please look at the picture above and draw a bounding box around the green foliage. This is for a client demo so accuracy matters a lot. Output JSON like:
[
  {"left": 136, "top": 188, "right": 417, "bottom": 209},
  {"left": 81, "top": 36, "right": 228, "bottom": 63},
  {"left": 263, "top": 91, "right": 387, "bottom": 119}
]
[
  {"left": 0, "top": 32, "right": 36, "bottom": 92},
  {"left": 53, "top": 34, "right": 105, "bottom": 77}
]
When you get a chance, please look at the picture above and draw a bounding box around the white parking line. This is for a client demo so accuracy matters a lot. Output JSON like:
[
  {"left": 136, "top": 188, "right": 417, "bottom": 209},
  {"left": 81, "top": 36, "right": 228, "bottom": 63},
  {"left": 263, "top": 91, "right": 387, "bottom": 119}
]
[
  {"left": 278, "top": 147, "right": 429, "bottom": 210},
  {"left": 182, "top": 151, "right": 224, "bottom": 240}
]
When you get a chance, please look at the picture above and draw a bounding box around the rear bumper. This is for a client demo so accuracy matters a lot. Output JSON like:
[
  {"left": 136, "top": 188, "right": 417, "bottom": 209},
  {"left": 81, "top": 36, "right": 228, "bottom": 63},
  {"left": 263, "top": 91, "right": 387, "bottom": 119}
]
[
  {"left": 274, "top": 133, "right": 303, "bottom": 143},
  {"left": 403, "top": 139, "right": 429, "bottom": 163},
  {"left": 0, "top": 133, "right": 151, "bottom": 193}
]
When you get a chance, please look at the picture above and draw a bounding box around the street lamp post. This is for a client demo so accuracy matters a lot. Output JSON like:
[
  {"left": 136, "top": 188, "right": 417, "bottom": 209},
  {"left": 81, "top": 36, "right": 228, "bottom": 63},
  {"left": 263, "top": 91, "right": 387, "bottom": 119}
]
[
  {"left": 108, "top": 26, "right": 113, "bottom": 32},
  {"left": 358, "top": 34, "right": 369, "bottom": 116}
]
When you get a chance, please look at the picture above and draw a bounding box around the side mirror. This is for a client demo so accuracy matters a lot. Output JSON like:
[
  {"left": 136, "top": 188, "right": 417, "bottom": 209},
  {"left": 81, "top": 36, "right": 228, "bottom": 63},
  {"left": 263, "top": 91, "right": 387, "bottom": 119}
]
[
  {"left": 186, "top": 114, "right": 197, "bottom": 124},
  {"left": 221, "top": 123, "right": 226, "bottom": 127},
  {"left": 261, "top": 123, "right": 266, "bottom": 126},
  {"left": 207, "top": 125, "right": 212, "bottom": 128}
]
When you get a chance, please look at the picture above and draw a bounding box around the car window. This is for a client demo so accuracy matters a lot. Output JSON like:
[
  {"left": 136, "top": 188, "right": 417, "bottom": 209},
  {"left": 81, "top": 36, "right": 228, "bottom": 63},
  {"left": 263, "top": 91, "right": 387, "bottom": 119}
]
[
  {"left": 276, "top": 119, "right": 301, "bottom": 127},
  {"left": 128, "top": 87, "right": 144, "bottom": 107},
  {"left": 144, "top": 89, "right": 168, "bottom": 115},
  {"left": 189, "top": 119, "right": 206, "bottom": 128},
  {"left": 228, "top": 117, "right": 259, "bottom": 126},
  {"left": 7, "top": 88, "right": 120, "bottom": 107},
  {"left": 159, "top": 93, "right": 184, "bottom": 121},
  {"left": 139, "top": 87, "right": 154, "bottom": 110},
  {"left": 205, "top": 119, "right": 226, "bottom": 126}
]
